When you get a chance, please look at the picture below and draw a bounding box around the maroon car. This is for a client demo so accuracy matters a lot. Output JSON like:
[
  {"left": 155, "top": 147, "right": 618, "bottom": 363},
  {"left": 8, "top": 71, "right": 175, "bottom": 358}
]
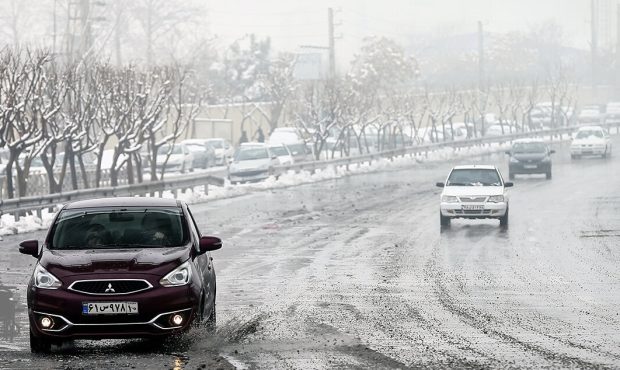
[{"left": 19, "top": 197, "right": 222, "bottom": 353}]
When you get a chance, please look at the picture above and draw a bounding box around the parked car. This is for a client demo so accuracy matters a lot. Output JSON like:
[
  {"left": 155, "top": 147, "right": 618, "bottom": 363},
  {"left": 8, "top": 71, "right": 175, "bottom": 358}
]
[
  {"left": 578, "top": 105, "right": 603, "bottom": 126},
  {"left": 436, "top": 165, "right": 512, "bottom": 227},
  {"left": 19, "top": 197, "right": 222, "bottom": 352},
  {"left": 269, "top": 144, "right": 294, "bottom": 166},
  {"left": 570, "top": 126, "right": 612, "bottom": 159},
  {"left": 605, "top": 102, "right": 620, "bottom": 124},
  {"left": 155, "top": 143, "right": 194, "bottom": 173},
  {"left": 181, "top": 139, "right": 217, "bottom": 169},
  {"left": 505, "top": 139, "right": 555, "bottom": 180},
  {"left": 204, "top": 138, "right": 234, "bottom": 166},
  {"left": 269, "top": 127, "right": 310, "bottom": 162},
  {"left": 484, "top": 124, "right": 515, "bottom": 137},
  {"left": 228, "top": 143, "right": 280, "bottom": 184}
]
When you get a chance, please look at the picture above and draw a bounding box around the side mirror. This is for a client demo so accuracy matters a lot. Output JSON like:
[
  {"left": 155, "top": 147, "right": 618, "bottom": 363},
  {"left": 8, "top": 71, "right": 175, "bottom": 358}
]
[
  {"left": 198, "top": 236, "right": 222, "bottom": 254},
  {"left": 504, "top": 182, "right": 514, "bottom": 187},
  {"left": 19, "top": 240, "right": 39, "bottom": 257},
  {"left": 435, "top": 182, "right": 445, "bottom": 188},
  {"left": 549, "top": 150, "right": 556, "bottom": 154}
]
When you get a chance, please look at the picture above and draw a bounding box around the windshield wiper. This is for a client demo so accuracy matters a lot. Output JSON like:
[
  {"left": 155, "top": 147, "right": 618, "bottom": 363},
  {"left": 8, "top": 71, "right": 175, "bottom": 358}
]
[{"left": 447, "top": 182, "right": 468, "bottom": 186}]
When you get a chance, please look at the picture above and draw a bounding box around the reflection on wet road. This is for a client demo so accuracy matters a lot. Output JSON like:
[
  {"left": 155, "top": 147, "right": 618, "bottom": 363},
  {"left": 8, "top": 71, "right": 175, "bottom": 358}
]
[{"left": 0, "top": 138, "right": 619, "bottom": 368}]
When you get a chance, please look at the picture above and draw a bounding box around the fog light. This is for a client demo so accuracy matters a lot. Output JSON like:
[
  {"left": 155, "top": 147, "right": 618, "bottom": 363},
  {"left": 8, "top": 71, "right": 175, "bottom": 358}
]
[
  {"left": 171, "top": 314, "right": 183, "bottom": 326},
  {"left": 40, "top": 316, "right": 54, "bottom": 329}
]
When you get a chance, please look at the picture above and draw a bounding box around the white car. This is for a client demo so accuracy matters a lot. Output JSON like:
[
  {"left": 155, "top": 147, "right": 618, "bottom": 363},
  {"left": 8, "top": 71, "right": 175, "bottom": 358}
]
[
  {"left": 484, "top": 124, "right": 515, "bottom": 137},
  {"left": 570, "top": 126, "right": 612, "bottom": 159},
  {"left": 269, "top": 144, "right": 294, "bottom": 165},
  {"left": 228, "top": 143, "right": 280, "bottom": 184},
  {"left": 436, "top": 165, "right": 513, "bottom": 227},
  {"left": 156, "top": 143, "right": 193, "bottom": 173},
  {"left": 578, "top": 105, "right": 603, "bottom": 125},
  {"left": 205, "top": 138, "right": 234, "bottom": 166}
]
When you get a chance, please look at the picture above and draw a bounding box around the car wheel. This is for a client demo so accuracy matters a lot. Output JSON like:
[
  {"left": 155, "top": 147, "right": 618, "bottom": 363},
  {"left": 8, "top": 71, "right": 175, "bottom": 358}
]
[
  {"left": 30, "top": 330, "right": 52, "bottom": 353},
  {"left": 440, "top": 212, "right": 450, "bottom": 227},
  {"left": 546, "top": 170, "right": 552, "bottom": 180},
  {"left": 499, "top": 208, "right": 509, "bottom": 227}
]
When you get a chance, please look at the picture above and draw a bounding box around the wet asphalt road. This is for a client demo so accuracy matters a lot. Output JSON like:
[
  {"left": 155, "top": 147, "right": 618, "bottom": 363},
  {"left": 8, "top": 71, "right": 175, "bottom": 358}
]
[{"left": 0, "top": 137, "right": 619, "bottom": 369}]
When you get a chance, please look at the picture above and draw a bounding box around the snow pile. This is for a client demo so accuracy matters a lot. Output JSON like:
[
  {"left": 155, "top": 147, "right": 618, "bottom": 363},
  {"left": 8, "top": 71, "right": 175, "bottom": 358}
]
[{"left": 0, "top": 209, "right": 57, "bottom": 237}]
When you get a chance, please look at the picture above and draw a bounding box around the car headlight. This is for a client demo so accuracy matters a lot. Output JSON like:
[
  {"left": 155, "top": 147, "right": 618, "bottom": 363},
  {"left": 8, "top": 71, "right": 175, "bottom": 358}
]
[
  {"left": 488, "top": 195, "right": 505, "bottom": 203},
  {"left": 160, "top": 261, "right": 192, "bottom": 287},
  {"left": 34, "top": 265, "right": 62, "bottom": 289},
  {"left": 441, "top": 195, "right": 459, "bottom": 203}
]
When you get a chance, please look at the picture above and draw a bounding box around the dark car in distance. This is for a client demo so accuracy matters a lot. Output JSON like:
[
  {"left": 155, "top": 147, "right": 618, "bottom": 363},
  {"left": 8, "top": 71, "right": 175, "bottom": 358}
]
[
  {"left": 505, "top": 139, "right": 555, "bottom": 180},
  {"left": 19, "top": 197, "right": 222, "bottom": 353}
]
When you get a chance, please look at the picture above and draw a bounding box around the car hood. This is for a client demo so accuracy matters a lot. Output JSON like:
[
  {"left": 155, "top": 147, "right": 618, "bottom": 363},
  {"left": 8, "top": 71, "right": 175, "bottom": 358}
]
[
  {"left": 572, "top": 137, "right": 606, "bottom": 145},
  {"left": 40, "top": 246, "right": 191, "bottom": 278},
  {"left": 230, "top": 158, "right": 270, "bottom": 171},
  {"left": 512, "top": 152, "right": 547, "bottom": 161},
  {"left": 442, "top": 186, "right": 504, "bottom": 197}
]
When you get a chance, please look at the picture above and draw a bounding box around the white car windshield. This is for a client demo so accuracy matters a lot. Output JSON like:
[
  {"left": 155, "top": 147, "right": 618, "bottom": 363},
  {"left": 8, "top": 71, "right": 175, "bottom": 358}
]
[
  {"left": 235, "top": 148, "right": 269, "bottom": 161},
  {"left": 513, "top": 143, "right": 547, "bottom": 153},
  {"left": 576, "top": 130, "right": 603, "bottom": 139},
  {"left": 447, "top": 169, "right": 502, "bottom": 186}
]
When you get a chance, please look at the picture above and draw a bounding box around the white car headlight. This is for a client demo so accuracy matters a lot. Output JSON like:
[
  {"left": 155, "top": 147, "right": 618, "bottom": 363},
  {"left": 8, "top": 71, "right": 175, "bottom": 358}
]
[
  {"left": 160, "top": 261, "right": 192, "bottom": 287},
  {"left": 441, "top": 195, "right": 459, "bottom": 203},
  {"left": 488, "top": 195, "right": 505, "bottom": 203},
  {"left": 34, "top": 264, "right": 62, "bottom": 289}
]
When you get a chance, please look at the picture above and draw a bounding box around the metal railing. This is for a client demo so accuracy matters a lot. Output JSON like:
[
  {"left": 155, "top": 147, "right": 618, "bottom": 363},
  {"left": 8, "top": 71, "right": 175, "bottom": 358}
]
[{"left": 1, "top": 122, "right": 618, "bottom": 222}]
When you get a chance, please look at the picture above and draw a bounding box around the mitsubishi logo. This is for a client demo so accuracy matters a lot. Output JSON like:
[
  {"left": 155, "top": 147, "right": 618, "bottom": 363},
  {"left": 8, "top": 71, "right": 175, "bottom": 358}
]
[{"left": 105, "top": 283, "right": 115, "bottom": 293}]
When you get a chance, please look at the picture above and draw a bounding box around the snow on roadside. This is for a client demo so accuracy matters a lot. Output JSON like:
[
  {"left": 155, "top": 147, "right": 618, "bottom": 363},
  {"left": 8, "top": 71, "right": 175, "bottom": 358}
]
[{"left": 0, "top": 139, "right": 548, "bottom": 237}]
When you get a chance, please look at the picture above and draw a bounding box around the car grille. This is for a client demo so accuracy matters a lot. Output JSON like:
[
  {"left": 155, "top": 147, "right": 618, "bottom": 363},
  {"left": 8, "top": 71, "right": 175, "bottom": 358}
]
[
  {"left": 458, "top": 196, "right": 487, "bottom": 203},
  {"left": 69, "top": 280, "right": 152, "bottom": 295},
  {"left": 454, "top": 209, "right": 493, "bottom": 215}
]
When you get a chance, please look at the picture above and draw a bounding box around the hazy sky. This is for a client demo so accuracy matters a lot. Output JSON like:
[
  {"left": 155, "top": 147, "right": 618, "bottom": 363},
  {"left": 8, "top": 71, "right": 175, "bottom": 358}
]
[{"left": 208, "top": 0, "right": 591, "bottom": 51}]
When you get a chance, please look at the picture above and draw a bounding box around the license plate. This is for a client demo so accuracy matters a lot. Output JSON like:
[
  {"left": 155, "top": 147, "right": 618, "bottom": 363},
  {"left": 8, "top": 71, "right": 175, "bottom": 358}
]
[
  {"left": 82, "top": 302, "right": 138, "bottom": 315},
  {"left": 523, "top": 164, "right": 537, "bottom": 169},
  {"left": 462, "top": 205, "right": 484, "bottom": 210}
]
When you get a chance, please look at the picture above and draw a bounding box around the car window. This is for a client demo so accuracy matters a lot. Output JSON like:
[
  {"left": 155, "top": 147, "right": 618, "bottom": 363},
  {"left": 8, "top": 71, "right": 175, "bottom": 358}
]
[
  {"left": 158, "top": 145, "right": 183, "bottom": 155},
  {"left": 576, "top": 130, "right": 603, "bottom": 139},
  {"left": 185, "top": 143, "right": 205, "bottom": 152},
  {"left": 235, "top": 148, "right": 269, "bottom": 161},
  {"left": 447, "top": 169, "right": 502, "bottom": 186},
  {"left": 206, "top": 140, "right": 223, "bottom": 149},
  {"left": 270, "top": 146, "right": 289, "bottom": 156},
  {"left": 49, "top": 207, "right": 189, "bottom": 249},
  {"left": 513, "top": 142, "right": 547, "bottom": 153}
]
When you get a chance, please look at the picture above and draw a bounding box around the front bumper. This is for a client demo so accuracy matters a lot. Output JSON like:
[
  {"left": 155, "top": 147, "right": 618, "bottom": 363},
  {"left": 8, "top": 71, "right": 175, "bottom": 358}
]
[
  {"left": 570, "top": 145, "right": 606, "bottom": 156},
  {"left": 440, "top": 202, "right": 507, "bottom": 218},
  {"left": 28, "top": 283, "right": 200, "bottom": 339},
  {"left": 228, "top": 170, "right": 270, "bottom": 183}
]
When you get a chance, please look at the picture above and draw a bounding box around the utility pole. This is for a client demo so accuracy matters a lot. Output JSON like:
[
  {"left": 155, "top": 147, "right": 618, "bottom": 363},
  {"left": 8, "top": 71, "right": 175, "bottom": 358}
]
[
  {"left": 328, "top": 7, "right": 336, "bottom": 79},
  {"left": 591, "top": 0, "right": 598, "bottom": 88},
  {"left": 478, "top": 21, "right": 484, "bottom": 91}
]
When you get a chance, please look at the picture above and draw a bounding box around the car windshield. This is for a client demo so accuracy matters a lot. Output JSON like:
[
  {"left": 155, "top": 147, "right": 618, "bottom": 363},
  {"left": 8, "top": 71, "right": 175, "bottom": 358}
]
[
  {"left": 576, "top": 130, "right": 603, "bottom": 139},
  {"left": 235, "top": 148, "right": 268, "bottom": 161},
  {"left": 185, "top": 143, "right": 205, "bottom": 152},
  {"left": 270, "top": 146, "right": 289, "bottom": 156},
  {"left": 447, "top": 169, "right": 502, "bottom": 186},
  {"left": 158, "top": 145, "right": 182, "bottom": 155},
  {"left": 286, "top": 143, "right": 307, "bottom": 155},
  {"left": 206, "top": 140, "right": 223, "bottom": 149},
  {"left": 50, "top": 207, "right": 189, "bottom": 249},
  {"left": 513, "top": 142, "right": 547, "bottom": 153}
]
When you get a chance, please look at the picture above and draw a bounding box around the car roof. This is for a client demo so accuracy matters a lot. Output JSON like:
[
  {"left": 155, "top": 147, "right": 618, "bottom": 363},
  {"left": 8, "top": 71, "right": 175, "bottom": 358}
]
[
  {"left": 240, "top": 142, "right": 267, "bottom": 147},
  {"left": 577, "top": 125, "right": 604, "bottom": 131},
  {"left": 512, "top": 138, "right": 545, "bottom": 144},
  {"left": 65, "top": 197, "right": 181, "bottom": 210},
  {"left": 452, "top": 165, "right": 497, "bottom": 170}
]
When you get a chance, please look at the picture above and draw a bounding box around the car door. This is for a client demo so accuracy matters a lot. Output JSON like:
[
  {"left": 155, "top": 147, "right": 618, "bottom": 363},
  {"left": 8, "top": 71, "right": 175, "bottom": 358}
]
[{"left": 185, "top": 206, "right": 214, "bottom": 299}]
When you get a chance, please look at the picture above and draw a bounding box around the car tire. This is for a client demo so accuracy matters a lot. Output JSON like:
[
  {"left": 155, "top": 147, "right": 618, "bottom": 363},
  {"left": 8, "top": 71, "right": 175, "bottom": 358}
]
[
  {"left": 499, "top": 208, "right": 509, "bottom": 228},
  {"left": 30, "top": 330, "right": 52, "bottom": 353},
  {"left": 546, "top": 170, "right": 552, "bottom": 180},
  {"left": 440, "top": 212, "right": 450, "bottom": 227}
]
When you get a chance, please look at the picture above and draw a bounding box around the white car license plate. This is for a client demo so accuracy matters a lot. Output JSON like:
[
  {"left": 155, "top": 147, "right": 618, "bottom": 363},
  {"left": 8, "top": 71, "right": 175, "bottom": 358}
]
[
  {"left": 82, "top": 302, "right": 138, "bottom": 315},
  {"left": 462, "top": 205, "right": 484, "bottom": 210},
  {"left": 523, "top": 164, "right": 537, "bottom": 169}
]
